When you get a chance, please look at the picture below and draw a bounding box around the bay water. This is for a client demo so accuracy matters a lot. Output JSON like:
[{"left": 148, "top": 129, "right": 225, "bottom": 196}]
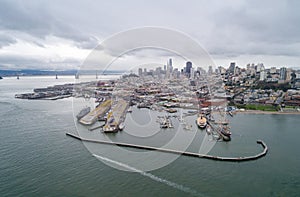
[{"left": 1, "top": 76, "right": 299, "bottom": 196}]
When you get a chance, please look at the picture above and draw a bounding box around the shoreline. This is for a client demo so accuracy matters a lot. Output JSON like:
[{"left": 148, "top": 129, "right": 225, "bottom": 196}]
[{"left": 236, "top": 110, "right": 300, "bottom": 115}]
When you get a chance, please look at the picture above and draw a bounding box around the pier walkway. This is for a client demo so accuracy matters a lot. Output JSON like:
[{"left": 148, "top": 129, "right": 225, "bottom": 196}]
[
  {"left": 66, "top": 132, "right": 268, "bottom": 162},
  {"left": 103, "top": 99, "right": 129, "bottom": 131},
  {"left": 79, "top": 100, "right": 111, "bottom": 125}
]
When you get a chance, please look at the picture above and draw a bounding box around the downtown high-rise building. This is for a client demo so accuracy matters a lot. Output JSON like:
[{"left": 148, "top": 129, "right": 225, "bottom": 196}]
[
  {"left": 228, "top": 62, "right": 235, "bottom": 74},
  {"left": 186, "top": 61, "right": 192, "bottom": 76},
  {"left": 166, "top": 58, "right": 173, "bottom": 78},
  {"left": 208, "top": 65, "right": 213, "bottom": 75},
  {"left": 138, "top": 68, "right": 143, "bottom": 76}
]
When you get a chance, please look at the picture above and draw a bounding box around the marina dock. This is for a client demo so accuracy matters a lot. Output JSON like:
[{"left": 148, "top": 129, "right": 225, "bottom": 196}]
[
  {"left": 66, "top": 132, "right": 268, "bottom": 162},
  {"left": 79, "top": 100, "right": 111, "bottom": 125},
  {"left": 103, "top": 99, "right": 129, "bottom": 132}
]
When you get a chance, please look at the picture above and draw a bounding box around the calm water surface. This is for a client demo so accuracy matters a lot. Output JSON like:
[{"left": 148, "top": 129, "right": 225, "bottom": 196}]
[{"left": 0, "top": 76, "right": 300, "bottom": 196}]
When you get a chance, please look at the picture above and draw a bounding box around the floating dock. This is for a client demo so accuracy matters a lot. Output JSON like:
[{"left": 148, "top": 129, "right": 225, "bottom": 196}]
[
  {"left": 66, "top": 132, "right": 268, "bottom": 162},
  {"left": 79, "top": 100, "right": 111, "bottom": 125}
]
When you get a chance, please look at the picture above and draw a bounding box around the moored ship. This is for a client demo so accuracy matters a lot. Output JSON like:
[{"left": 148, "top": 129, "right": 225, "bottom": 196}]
[
  {"left": 197, "top": 114, "right": 207, "bottom": 129},
  {"left": 76, "top": 107, "right": 91, "bottom": 120}
]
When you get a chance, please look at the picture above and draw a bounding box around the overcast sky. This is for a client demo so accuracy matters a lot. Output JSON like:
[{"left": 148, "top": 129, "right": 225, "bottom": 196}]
[{"left": 0, "top": 0, "right": 300, "bottom": 70}]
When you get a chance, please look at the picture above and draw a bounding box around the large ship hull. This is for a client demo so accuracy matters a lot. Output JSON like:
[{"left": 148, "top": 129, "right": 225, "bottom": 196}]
[{"left": 197, "top": 116, "right": 207, "bottom": 129}]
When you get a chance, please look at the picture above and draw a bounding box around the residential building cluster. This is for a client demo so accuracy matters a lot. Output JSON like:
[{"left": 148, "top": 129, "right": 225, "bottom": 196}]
[{"left": 137, "top": 59, "right": 300, "bottom": 107}]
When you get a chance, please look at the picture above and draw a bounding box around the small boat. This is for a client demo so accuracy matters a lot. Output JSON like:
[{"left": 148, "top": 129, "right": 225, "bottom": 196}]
[
  {"left": 197, "top": 115, "right": 207, "bottom": 129},
  {"left": 95, "top": 97, "right": 104, "bottom": 103},
  {"left": 168, "top": 120, "right": 173, "bottom": 128},
  {"left": 118, "top": 122, "right": 125, "bottom": 130},
  {"left": 215, "top": 121, "right": 229, "bottom": 125},
  {"left": 219, "top": 127, "right": 231, "bottom": 141},
  {"left": 161, "top": 123, "right": 168, "bottom": 128},
  {"left": 127, "top": 107, "right": 133, "bottom": 113},
  {"left": 103, "top": 125, "right": 118, "bottom": 133},
  {"left": 206, "top": 125, "right": 212, "bottom": 135},
  {"left": 208, "top": 114, "right": 215, "bottom": 122},
  {"left": 165, "top": 108, "right": 177, "bottom": 113},
  {"left": 76, "top": 107, "right": 91, "bottom": 120},
  {"left": 221, "top": 134, "right": 231, "bottom": 141},
  {"left": 221, "top": 128, "right": 231, "bottom": 137},
  {"left": 160, "top": 116, "right": 173, "bottom": 128},
  {"left": 137, "top": 103, "right": 150, "bottom": 109}
]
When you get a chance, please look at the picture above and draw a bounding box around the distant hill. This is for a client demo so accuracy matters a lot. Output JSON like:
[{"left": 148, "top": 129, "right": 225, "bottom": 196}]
[{"left": 0, "top": 69, "right": 125, "bottom": 77}]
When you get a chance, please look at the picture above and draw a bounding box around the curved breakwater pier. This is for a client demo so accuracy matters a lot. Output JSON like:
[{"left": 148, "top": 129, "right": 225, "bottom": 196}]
[{"left": 66, "top": 132, "right": 268, "bottom": 162}]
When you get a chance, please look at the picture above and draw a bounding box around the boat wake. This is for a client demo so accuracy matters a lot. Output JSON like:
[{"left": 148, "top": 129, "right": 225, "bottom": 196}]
[{"left": 93, "top": 154, "right": 206, "bottom": 197}]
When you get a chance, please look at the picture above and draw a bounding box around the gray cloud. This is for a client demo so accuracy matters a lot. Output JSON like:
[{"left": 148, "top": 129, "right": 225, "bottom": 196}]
[
  {"left": 0, "top": 34, "right": 17, "bottom": 48},
  {"left": 0, "top": 0, "right": 99, "bottom": 49},
  {"left": 204, "top": 0, "right": 300, "bottom": 56},
  {"left": 0, "top": 54, "right": 81, "bottom": 70},
  {"left": 0, "top": 0, "right": 300, "bottom": 69}
]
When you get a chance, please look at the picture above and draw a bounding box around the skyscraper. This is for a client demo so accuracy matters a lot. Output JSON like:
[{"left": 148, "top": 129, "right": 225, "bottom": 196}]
[
  {"left": 138, "top": 68, "right": 143, "bottom": 76},
  {"left": 169, "top": 58, "right": 172, "bottom": 68},
  {"left": 208, "top": 65, "right": 213, "bottom": 75},
  {"left": 228, "top": 62, "right": 235, "bottom": 74},
  {"left": 186, "top": 61, "right": 192, "bottom": 76}
]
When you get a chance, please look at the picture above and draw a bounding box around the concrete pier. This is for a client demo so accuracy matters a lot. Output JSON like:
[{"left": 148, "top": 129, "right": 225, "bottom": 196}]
[
  {"left": 79, "top": 100, "right": 111, "bottom": 125},
  {"left": 66, "top": 132, "right": 268, "bottom": 162},
  {"left": 103, "top": 99, "right": 129, "bottom": 132}
]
